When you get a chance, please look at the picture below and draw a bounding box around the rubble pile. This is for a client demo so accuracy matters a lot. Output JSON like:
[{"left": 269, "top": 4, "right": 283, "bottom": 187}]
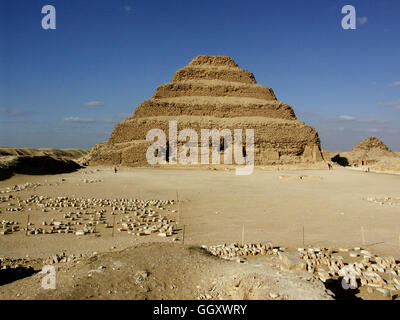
[
  {"left": 204, "top": 243, "right": 400, "bottom": 297},
  {"left": 202, "top": 243, "right": 284, "bottom": 260},
  {"left": 0, "top": 183, "right": 41, "bottom": 194},
  {"left": 365, "top": 196, "right": 400, "bottom": 207}
]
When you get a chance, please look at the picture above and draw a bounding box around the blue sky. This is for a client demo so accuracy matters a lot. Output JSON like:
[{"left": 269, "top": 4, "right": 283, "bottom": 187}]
[{"left": 0, "top": 0, "right": 399, "bottom": 151}]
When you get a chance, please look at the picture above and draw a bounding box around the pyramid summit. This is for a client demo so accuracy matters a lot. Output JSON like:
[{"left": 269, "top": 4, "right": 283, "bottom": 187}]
[{"left": 88, "top": 55, "right": 324, "bottom": 166}]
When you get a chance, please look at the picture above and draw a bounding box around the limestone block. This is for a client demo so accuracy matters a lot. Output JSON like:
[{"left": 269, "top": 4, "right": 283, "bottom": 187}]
[{"left": 278, "top": 252, "right": 307, "bottom": 272}]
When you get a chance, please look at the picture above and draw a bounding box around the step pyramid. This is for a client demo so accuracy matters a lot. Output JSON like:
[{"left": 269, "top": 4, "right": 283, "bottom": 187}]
[{"left": 88, "top": 55, "right": 324, "bottom": 166}]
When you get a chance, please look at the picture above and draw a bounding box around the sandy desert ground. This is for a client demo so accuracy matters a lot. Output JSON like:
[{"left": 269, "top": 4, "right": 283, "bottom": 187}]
[
  {"left": 1, "top": 166, "right": 400, "bottom": 300},
  {"left": 1, "top": 166, "right": 400, "bottom": 257}
]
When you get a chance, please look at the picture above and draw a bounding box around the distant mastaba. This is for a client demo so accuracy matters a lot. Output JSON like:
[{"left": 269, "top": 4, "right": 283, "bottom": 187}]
[{"left": 88, "top": 55, "right": 324, "bottom": 166}]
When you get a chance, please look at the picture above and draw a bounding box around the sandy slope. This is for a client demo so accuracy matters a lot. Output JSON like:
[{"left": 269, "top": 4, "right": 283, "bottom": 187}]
[{"left": 0, "top": 243, "right": 333, "bottom": 300}]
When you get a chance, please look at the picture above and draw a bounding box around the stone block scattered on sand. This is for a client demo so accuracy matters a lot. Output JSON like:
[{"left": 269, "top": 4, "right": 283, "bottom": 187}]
[{"left": 278, "top": 252, "right": 307, "bottom": 272}]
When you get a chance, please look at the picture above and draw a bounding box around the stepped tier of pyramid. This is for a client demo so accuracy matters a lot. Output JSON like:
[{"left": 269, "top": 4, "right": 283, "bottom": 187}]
[
  {"left": 88, "top": 55, "right": 324, "bottom": 166},
  {"left": 338, "top": 137, "right": 398, "bottom": 166}
]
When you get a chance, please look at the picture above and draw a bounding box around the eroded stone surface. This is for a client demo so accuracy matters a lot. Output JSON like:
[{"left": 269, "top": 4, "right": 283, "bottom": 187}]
[{"left": 88, "top": 55, "right": 324, "bottom": 167}]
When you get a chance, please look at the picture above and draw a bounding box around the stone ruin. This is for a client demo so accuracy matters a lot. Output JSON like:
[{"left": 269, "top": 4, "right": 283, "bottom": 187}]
[
  {"left": 337, "top": 137, "right": 397, "bottom": 166},
  {"left": 88, "top": 55, "right": 324, "bottom": 167}
]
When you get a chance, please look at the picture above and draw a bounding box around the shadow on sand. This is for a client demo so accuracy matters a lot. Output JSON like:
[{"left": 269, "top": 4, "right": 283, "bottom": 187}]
[
  {"left": 0, "top": 266, "right": 38, "bottom": 286},
  {"left": 331, "top": 154, "right": 349, "bottom": 167},
  {"left": 0, "top": 155, "right": 82, "bottom": 181},
  {"left": 324, "top": 278, "right": 362, "bottom": 300}
]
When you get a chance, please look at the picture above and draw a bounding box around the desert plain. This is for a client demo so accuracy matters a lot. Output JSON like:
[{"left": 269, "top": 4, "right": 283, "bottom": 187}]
[{"left": 1, "top": 163, "right": 400, "bottom": 300}]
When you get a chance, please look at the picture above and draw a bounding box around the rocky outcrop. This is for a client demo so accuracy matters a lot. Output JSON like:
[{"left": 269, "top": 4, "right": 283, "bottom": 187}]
[
  {"left": 0, "top": 155, "right": 82, "bottom": 180},
  {"left": 89, "top": 55, "right": 324, "bottom": 167},
  {"left": 0, "top": 148, "right": 86, "bottom": 180}
]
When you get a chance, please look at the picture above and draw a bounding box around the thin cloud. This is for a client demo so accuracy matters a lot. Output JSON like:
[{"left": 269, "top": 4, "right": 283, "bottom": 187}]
[
  {"left": 391, "top": 81, "right": 400, "bottom": 87},
  {"left": 84, "top": 101, "right": 104, "bottom": 108},
  {"left": 359, "top": 119, "right": 389, "bottom": 124},
  {"left": 62, "top": 117, "right": 117, "bottom": 125},
  {"left": 378, "top": 100, "right": 400, "bottom": 106},
  {"left": 357, "top": 17, "right": 368, "bottom": 25},
  {"left": 323, "top": 115, "right": 355, "bottom": 122},
  {"left": 123, "top": 5, "right": 132, "bottom": 12},
  {"left": 0, "top": 108, "right": 38, "bottom": 116},
  {"left": 63, "top": 117, "right": 94, "bottom": 123},
  {"left": 338, "top": 115, "right": 355, "bottom": 121},
  {"left": 324, "top": 127, "right": 373, "bottom": 134},
  {"left": 378, "top": 100, "right": 400, "bottom": 109},
  {"left": 322, "top": 115, "right": 389, "bottom": 124},
  {"left": 387, "top": 128, "right": 400, "bottom": 134},
  {"left": 322, "top": 126, "right": 397, "bottom": 134}
]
